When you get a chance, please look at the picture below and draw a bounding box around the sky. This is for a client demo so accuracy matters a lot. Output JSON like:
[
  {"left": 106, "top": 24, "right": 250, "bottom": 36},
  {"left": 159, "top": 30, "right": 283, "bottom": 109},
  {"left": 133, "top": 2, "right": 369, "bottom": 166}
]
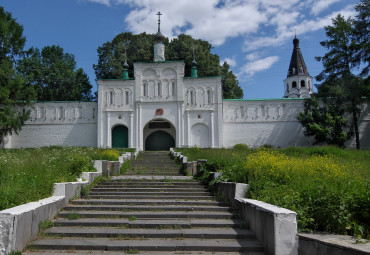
[{"left": 0, "top": 0, "right": 359, "bottom": 99}]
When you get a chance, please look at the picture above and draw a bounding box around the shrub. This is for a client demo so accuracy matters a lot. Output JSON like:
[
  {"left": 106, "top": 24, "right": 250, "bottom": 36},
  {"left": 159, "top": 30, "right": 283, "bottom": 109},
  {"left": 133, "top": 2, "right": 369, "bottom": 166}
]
[
  {"left": 233, "top": 143, "right": 249, "bottom": 150},
  {"left": 177, "top": 146, "right": 370, "bottom": 238}
]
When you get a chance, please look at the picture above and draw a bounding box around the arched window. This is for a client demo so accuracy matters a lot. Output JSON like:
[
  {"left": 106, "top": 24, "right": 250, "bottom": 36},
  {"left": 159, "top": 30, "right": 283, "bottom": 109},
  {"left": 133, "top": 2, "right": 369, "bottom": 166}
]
[
  {"left": 109, "top": 91, "right": 114, "bottom": 105},
  {"left": 207, "top": 90, "right": 212, "bottom": 104},
  {"left": 299, "top": 67, "right": 303, "bottom": 73},
  {"left": 125, "top": 91, "right": 129, "bottom": 105},
  {"left": 301, "top": 80, "right": 305, "bottom": 87},
  {"left": 171, "top": 82, "right": 176, "bottom": 96},
  {"left": 190, "top": 91, "right": 194, "bottom": 104},
  {"left": 157, "top": 82, "right": 162, "bottom": 96},
  {"left": 292, "top": 81, "right": 297, "bottom": 88},
  {"left": 143, "top": 82, "right": 148, "bottom": 96}
]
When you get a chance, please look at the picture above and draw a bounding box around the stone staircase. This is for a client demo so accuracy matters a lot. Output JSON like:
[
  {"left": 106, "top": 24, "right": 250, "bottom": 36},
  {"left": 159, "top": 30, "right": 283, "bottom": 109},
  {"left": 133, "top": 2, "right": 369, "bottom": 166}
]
[{"left": 24, "top": 152, "right": 265, "bottom": 255}]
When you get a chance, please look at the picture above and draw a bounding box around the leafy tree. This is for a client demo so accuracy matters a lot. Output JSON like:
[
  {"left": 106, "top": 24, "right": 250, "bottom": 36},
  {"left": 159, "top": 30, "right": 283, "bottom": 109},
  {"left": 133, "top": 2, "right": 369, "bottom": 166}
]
[
  {"left": 0, "top": 6, "right": 36, "bottom": 142},
  {"left": 94, "top": 32, "right": 158, "bottom": 80},
  {"left": 315, "top": 14, "right": 370, "bottom": 149},
  {"left": 93, "top": 32, "right": 243, "bottom": 99},
  {"left": 18, "top": 45, "right": 93, "bottom": 101},
  {"left": 166, "top": 34, "right": 221, "bottom": 77},
  {"left": 221, "top": 62, "right": 243, "bottom": 99},
  {"left": 297, "top": 96, "right": 350, "bottom": 147}
]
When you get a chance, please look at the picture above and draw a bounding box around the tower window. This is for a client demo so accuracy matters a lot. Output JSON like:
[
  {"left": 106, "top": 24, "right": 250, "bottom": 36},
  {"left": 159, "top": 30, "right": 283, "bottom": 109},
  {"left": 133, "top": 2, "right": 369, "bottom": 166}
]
[
  {"left": 125, "top": 91, "right": 129, "bottom": 104},
  {"left": 292, "top": 81, "right": 297, "bottom": 88},
  {"left": 143, "top": 82, "right": 148, "bottom": 96},
  {"left": 157, "top": 82, "right": 162, "bottom": 96},
  {"left": 299, "top": 67, "right": 303, "bottom": 73},
  {"left": 207, "top": 90, "right": 212, "bottom": 104},
  {"left": 190, "top": 91, "right": 194, "bottom": 104},
  {"left": 301, "top": 80, "right": 305, "bottom": 87},
  {"left": 110, "top": 91, "right": 114, "bottom": 105},
  {"left": 171, "top": 82, "right": 176, "bottom": 96}
]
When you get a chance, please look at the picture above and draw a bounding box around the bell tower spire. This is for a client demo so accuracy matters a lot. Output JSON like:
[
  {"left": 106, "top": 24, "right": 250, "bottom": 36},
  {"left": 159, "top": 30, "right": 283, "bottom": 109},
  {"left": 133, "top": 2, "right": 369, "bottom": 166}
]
[
  {"left": 154, "top": 11, "right": 165, "bottom": 62},
  {"left": 284, "top": 35, "right": 313, "bottom": 98}
]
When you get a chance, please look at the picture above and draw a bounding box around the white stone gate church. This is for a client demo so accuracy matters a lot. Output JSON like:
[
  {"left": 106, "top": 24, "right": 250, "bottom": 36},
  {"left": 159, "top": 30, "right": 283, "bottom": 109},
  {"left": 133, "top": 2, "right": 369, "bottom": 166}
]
[{"left": 3, "top": 18, "right": 370, "bottom": 150}]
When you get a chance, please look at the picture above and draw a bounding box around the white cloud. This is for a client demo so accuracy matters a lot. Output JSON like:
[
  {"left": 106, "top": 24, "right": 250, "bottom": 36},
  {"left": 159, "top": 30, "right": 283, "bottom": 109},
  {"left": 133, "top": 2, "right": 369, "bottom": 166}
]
[
  {"left": 241, "top": 56, "right": 279, "bottom": 77},
  {"left": 84, "top": 0, "right": 111, "bottom": 5},
  {"left": 244, "top": 4, "right": 356, "bottom": 51},
  {"left": 311, "top": 0, "right": 341, "bottom": 16},
  {"left": 221, "top": 57, "right": 237, "bottom": 67}
]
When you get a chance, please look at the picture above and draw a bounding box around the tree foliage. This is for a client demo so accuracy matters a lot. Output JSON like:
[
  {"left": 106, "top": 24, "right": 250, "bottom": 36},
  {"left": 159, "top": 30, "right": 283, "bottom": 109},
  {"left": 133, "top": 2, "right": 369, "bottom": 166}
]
[
  {"left": 93, "top": 32, "right": 243, "bottom": 99},
  {"left": 311, "top": 9, "right": 370, "bottom": 149},
  {"left": 297, "top": 96, "right": 350, "bottom": 147},
  {"left": 0, "top": 6, "right": 36, "bottom": 141},
  {"left": 18, "top": 45, "right": 93, "bottom": 101},
  {"left": 353, "top": 0, "right": 370, "bottom": 76}
]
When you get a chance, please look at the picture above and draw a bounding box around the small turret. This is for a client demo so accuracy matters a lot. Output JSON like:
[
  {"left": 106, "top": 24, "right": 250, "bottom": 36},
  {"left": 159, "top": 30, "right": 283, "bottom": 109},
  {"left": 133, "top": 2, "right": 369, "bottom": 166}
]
[
  {"left": 153, "top": 12, "right": 165, "bottom": 62},
  {"left": 122, "top": 48, "right": 129, "bottom": 80},
  {"left": 191, "top": 48, "right": 198, "bottom": 78}
]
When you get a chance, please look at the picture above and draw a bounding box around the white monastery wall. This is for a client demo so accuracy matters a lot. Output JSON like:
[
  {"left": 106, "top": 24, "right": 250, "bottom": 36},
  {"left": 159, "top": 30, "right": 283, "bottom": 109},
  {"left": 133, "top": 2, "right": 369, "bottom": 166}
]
[
  {"left": 5, "top": 102, "right": 97, "bottom": 148},
  {"left": 222, "top": 99, "right": 311, "bottom": 148},
  {"left": 223, "top": 99, "right": 370, "bottom": 148}
]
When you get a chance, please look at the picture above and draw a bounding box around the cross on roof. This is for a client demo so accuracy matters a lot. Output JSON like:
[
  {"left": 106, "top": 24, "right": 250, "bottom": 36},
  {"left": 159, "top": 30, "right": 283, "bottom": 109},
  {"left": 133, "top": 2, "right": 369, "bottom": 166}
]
[{"left": 157, "top": 12, "right": 162, "bottom": 28}]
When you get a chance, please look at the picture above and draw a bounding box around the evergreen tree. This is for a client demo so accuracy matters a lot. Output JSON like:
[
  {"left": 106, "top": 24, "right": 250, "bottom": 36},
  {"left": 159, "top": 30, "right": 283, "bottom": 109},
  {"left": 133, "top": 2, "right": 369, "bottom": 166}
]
[
  {"left": 93, "top": 32, "right": 243, "bottom": 99},
  {"left": 0, "top": 7, "right": 36, "bottom": 142},
  {"left": 18, "top": 45, "right": 93, "bottom": 101},
  {"left": 315, "top": 14, "right": 369, "bottom": 149}
]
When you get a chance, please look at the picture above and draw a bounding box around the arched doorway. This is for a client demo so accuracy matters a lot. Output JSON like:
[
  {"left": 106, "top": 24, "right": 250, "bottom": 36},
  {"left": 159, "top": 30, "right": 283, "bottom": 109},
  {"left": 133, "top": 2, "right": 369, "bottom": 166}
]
[
  {"left": 143, "top": 119, "right": 176, "bottom": 151},
  {"left": 145, "top": 131, "right": 175, "bottom": 151},
  {"left": 112, "top": 125, "right": 128, "bottom": 148},
  {"left": 191, "top": 123, "right": 209, "bottom": 148}
]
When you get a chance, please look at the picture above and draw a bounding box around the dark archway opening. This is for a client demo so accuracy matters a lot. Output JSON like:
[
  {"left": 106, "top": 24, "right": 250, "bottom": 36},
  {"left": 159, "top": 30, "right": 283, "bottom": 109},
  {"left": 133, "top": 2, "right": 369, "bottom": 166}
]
[{"left": 145, "top": 131, "right": 175, "bottom": 151}]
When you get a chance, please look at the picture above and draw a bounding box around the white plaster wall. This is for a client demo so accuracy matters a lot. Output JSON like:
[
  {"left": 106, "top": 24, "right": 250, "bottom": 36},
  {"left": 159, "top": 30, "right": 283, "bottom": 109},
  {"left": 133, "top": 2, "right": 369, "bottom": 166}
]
[
  {"left": 223, "top": 99, "right": 370, "bottom": 149},
  {"left": 8, "top": 102, "right": 97, "bottom": 148},
  {"left": 10, "top": 124, "right": 97, "bottom": 148}
]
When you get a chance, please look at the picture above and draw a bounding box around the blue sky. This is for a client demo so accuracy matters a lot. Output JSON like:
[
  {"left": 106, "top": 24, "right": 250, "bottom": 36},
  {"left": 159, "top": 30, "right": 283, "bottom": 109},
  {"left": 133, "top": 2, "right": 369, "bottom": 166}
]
[{"left": 1, "top": 0, "right": 359, "bottom": 99}]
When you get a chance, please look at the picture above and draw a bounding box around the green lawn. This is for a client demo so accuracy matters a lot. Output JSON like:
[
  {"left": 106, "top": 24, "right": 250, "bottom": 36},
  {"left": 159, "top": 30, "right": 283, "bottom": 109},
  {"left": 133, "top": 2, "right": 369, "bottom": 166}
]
[
  {"left": 177, "top": 145, "right": 370, "bottom": 239},
  {"left": 0, "top": 146, "right": 133, "bottom": 211}
]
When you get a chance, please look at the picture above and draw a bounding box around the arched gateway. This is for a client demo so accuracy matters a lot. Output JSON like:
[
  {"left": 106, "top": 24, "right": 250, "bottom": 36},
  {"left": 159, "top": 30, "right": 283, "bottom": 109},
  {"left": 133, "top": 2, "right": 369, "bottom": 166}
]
[{"left": 143, "top": 119, "right": 176, "bottom": 151}]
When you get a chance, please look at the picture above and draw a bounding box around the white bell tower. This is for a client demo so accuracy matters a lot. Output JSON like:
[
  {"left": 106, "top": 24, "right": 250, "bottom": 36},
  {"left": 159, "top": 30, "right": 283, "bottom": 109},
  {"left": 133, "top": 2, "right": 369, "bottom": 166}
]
[{"left": 284, "top": 36, "right": 313, "bottom": 98}]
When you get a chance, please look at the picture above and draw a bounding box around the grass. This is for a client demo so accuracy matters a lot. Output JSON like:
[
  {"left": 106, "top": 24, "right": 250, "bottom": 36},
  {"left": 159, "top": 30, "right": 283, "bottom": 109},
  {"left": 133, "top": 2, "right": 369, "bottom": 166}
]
[
  {"left": 177, "top": 145, "right": 370, "bottom": 239},
  {"left": 0, "top": 146, "right": 132, "bottom": 211}
]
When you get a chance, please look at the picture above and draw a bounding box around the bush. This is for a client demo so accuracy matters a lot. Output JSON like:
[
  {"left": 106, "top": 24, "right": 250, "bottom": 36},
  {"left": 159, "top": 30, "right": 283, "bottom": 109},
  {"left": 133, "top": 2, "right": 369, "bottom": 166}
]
[
  {"left": 233, "top": 144, "right": 249, "bottom": 150},
  {"left": 177, "top": 146, "right": 370, "bottom": 238}
]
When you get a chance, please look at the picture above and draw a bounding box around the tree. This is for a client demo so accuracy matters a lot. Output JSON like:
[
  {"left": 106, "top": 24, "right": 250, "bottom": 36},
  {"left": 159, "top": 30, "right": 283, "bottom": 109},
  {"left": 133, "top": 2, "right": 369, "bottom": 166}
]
[
  {"left": 93, "top": 32, "right": 243, "bottom": 99},
  {"left": 18, "top": 45, "right": 93, "bottom": 101},
  {"left": 353, "top": 0, "right": 369, "bottom": 76},
  {"left": 297, "top": 96, "right": 350, "bottom": 147},
  {"left": 221, "top": 62, "right": 243, "bottom": 99},
  {"left": 0, "top": 6, "right": 36, "bottom": 142},
  {"left": 315, "top": 14, "right": 369, "bottom": 149}
]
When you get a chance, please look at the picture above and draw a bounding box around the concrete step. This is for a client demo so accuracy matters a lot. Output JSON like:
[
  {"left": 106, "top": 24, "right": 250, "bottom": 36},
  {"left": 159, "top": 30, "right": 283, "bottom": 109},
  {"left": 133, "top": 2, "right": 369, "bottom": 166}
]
[
  {"left": 71, "top": 199, "right": 226, "bottom": 206},
  {"left": 44, "top": 227, "right": 255, "bottom": 239},
  {"left": 24, "top": 152, "right": 264, "bottom": 254},
  {"left": 87, "top": 192, "right": 211, "bottom": 197},
  {"left": 94, "top": 183, "right": 205, "bottom": 188},
  {"left": 54, "top": 218, "right": 247, "bottom": 228},
  {"left": 24, "top": 251, "right": 266, "bottom": 255},
  {"left": 85, "top": 194, "right": 215, "bottom": 200},
  {"left": 58, "top": 210, "right": 236, "bottom": 219},
  {"left": 89, "top": 187, "right": 208, "bottom": 192},
  {"left": 29, "top": 238, "right": 264, "bottom": 252},
  {"left": 102, "top": 179, "right": 198, "bottom": 183},
  {"left": 63, "top": 204, "right": 232, "bottom": 212}
]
